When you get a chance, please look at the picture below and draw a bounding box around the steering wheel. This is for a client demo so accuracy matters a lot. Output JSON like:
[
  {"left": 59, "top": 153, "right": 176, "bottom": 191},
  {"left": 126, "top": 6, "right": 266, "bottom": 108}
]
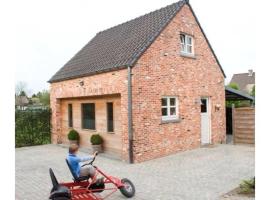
[{"left": 81, "top": 152, "right": 98, "bottom": 167}]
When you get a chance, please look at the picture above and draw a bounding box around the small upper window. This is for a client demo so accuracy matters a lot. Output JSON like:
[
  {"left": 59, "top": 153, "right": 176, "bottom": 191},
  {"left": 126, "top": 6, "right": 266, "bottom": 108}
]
[
  {"left": 161, "top": 96, "right": 179, "bottom": 121},
  {"left": 180, "top": 34, "right": 194, "bottom": 55}
]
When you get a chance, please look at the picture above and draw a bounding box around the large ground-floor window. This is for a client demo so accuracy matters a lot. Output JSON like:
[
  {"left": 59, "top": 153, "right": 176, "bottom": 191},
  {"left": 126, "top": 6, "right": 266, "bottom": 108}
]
[
  {"left": 161, "top": 96, "right": 179, "bottom": 121},
  {"left": 107, "top": 102, "right": 114, "bottom": 132},
  {"left": 68, "top": 104, "right": 73, "bottom": 128},
  {"left": 81, "top": 103, "right": 95, "bottom": 130}
]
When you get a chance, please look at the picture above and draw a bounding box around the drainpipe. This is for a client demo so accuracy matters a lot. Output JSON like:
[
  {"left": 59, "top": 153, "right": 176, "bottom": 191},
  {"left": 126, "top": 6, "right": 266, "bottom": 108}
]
[{"left": 127, "top": 66, "right": 134, "bottom": 163}]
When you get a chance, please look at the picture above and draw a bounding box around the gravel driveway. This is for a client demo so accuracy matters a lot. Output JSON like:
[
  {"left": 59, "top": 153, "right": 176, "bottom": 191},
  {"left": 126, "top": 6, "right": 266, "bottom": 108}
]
[{"left": 16, "top": 144, "right": 254, "bottom": 200}]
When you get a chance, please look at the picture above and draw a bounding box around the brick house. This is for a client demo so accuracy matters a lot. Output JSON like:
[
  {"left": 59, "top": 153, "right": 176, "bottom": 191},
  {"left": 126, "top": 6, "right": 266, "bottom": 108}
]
[
  {"left": 230, "top": 69, "right": 255, "bottom": 95},
  {"left": 49, "top": 0, "right": 226, "bottom": 163}
]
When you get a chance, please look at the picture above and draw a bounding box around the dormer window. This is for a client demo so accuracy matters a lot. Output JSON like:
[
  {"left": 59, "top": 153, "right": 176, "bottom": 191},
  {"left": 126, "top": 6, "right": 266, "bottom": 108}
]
[{"left": 180, "top": 34, "right": 194, "bottom": 55}]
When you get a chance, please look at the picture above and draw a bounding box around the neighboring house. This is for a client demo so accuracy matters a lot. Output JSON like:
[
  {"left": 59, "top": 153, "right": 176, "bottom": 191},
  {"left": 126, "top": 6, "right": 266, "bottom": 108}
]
[
  {"left": 230, "top": 69, "right": 255, "bottom": 95},
  {"left": 49, "top": 0, "right": 226, "bottom": 163},
  {"left": 15, "top": 95, "right": 29, "bottom": 110}
]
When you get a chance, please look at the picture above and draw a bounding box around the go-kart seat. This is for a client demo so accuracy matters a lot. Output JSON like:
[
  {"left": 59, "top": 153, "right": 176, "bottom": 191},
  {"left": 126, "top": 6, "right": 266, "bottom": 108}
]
[
  {"left": 65, "top": 159, "right": 90, "bottom": 182},
  {"left": 49, "top": 168, "right": 71, "bottom": 199}
]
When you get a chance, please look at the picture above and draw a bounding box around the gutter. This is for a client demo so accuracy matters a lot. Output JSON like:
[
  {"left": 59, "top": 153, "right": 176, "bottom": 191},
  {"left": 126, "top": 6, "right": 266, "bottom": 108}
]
[{"left": 127, "top": 66, "right": 134, "bottom": 163}]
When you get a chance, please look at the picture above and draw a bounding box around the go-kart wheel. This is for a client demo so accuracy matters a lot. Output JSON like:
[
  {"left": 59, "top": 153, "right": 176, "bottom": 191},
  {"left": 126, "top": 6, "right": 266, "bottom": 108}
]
[
  {"left": 52, "top": 197, "right": 70, "bottom": 200},
  {"left": 119, "top": 178, "right": 135, "bottom": 198}
]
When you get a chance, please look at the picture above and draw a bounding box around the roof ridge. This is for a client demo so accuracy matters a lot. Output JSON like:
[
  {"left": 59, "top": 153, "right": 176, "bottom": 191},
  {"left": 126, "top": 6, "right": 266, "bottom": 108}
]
[
  {"left": 96, "top": 1, "right": 184, "bottom": 35},
  {"left": 233, "top": 72, "right": 256, "bottom": 75}
]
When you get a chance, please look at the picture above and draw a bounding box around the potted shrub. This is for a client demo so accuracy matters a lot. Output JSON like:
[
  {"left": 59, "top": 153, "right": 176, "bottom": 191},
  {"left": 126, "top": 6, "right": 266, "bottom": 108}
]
[
  {"left": 90, "top": 134, "right": 103, "bottom": 153},
  {"left": 68, "top": 129, "right": 80, "bottom": 145}
]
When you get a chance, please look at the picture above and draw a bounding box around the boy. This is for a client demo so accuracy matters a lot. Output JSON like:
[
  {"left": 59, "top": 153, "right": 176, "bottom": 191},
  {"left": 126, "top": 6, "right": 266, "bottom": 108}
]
[{"left": 67, "top": 144, "right": 98, "bottom": 180}]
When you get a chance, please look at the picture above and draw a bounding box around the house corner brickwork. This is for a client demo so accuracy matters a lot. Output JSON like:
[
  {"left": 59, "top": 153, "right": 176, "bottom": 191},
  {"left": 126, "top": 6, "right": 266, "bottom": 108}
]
[{"left": 131, "top": 4, "right": 226, "bottom": 162}]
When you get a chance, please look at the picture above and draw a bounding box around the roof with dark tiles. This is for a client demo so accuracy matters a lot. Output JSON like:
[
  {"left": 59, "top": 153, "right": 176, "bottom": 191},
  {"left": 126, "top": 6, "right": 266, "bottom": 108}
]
[{"left": 49, "top": 0, "right": 225, "bottom": 83}]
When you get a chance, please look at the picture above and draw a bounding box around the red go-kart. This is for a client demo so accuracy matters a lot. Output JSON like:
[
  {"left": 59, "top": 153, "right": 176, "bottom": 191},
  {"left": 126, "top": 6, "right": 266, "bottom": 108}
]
[{"left": 49, "top": 154, "right": 135, "bottom": 200}]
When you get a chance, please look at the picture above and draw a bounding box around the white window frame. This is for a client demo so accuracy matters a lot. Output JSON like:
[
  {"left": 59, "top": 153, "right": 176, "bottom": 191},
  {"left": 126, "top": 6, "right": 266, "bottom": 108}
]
[
  {"left": 161, "top": 96, "right": 179, "bottom": 121},
  {"left": 180, "top": 34, "right": 194, "bottom": 55}
]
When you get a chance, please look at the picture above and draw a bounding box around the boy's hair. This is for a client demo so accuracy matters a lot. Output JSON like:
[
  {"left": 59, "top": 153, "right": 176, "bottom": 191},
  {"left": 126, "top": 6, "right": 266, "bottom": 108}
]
[{"left": 69, "top": 144, "right": 79, "bottom": 154}]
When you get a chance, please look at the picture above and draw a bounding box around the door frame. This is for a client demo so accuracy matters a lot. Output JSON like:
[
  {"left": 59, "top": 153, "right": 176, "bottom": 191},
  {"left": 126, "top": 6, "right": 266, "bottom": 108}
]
[{"left": 200, "top": 96, "right": 212, "bottom": 144}]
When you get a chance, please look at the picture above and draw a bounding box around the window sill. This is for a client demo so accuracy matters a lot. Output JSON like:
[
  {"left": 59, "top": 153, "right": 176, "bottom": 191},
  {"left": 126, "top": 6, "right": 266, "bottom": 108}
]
[
  {"left": 180, "top": 52, "right": 196, "bottom": 59},
  {"left": 107, "top": 132, "right": 115, "bottom": 134},
  {"left": 160, "top": 119, "right": 181, "bottom": 124},
  {"left": 81, "top": 128, "right": 96, "bottom": 131}
]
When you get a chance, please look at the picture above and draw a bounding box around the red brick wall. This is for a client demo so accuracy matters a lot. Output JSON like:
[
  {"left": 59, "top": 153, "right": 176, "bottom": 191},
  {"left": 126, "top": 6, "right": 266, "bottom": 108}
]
[
  {"left": 50, "top": 4, "right": 225, "bottom": 163},
  {"left": 131, "top": 4, "right": 226, "bottom": 162},
  {"left": 50, "top": 69, "right": 130, "bottom": 161}
]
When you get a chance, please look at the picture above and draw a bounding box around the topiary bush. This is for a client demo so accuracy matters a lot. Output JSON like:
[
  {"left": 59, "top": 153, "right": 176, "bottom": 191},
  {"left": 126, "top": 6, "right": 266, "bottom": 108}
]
[
  {"left": 68, "top": 129, "right": 80, "bottom": 140},
  {"left": 90, "top": 134, "right": 103, "bottom": 145}
]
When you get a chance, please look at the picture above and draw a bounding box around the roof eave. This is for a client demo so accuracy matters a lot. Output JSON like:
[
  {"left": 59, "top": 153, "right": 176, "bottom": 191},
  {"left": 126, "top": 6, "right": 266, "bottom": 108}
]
[
  {"left": 225, "top": 86, "right": 254, "bottom": 101},
  {"left": 48, "top": 65, "right": 128, "bottom": 83}
]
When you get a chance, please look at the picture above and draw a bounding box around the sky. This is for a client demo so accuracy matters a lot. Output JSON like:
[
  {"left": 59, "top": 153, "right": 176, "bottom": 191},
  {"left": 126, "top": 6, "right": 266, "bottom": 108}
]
[{"left": 15, "top": 0, "right": 255, "bottom": 95}]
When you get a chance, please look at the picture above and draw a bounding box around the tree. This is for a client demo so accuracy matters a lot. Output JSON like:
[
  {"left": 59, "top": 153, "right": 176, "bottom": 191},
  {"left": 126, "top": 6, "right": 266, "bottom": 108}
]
[
  {"left": 226, "top": 82, "right": 240, "bottom": 107},
  {"left": 19, "top": 91, "right": 26, "bottom": 97},
  {"left": 228, "top": 82, "right": 239, "bottom": 90},
  {"left": 15, "top": 81, "right": 28, "bottom": 97},
  {"left": 36, "top": 91, "right": 42, "bottom": 98},
  {"left": 39, "top": 90, "right": 50, "bottom": 106},
  {"left": 250, "top": 85, "right": 255, "bottom": 97}
]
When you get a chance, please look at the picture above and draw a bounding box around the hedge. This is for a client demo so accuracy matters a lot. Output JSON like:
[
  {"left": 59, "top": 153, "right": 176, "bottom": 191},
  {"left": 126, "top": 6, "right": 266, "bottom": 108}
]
[{"left": 15, "top": 109, "right": 51, "bottom": 147}]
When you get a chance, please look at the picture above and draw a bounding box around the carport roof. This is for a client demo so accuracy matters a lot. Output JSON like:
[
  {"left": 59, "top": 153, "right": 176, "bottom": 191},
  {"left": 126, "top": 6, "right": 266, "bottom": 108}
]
[{"left": 225, "top": 86, "right": 254, "bottom": 101}]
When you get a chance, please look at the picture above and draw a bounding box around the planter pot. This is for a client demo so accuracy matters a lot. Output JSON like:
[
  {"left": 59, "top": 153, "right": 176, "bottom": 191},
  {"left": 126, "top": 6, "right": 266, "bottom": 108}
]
[
  {"left": 69, "top": 140, "right": 79, "bottom": 145},
  {"left": 91, "top": 144, "right": 103, "bottom": 153}
]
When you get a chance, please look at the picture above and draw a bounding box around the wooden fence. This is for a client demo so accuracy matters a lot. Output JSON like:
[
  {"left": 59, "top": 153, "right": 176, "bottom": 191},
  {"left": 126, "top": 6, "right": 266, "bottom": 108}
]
[{"left": 232, "top": 107, "right": 255, "bottom": 144}]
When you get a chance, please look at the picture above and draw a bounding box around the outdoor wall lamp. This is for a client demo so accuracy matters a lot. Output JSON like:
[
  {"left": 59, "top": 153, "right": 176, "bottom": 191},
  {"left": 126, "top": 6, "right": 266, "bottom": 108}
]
[
  {"left": 215, "top": 104, "right": 221, "bottom": 111},
  {"left": 79, "top": 80, "right": 84, "bottom": 86}
]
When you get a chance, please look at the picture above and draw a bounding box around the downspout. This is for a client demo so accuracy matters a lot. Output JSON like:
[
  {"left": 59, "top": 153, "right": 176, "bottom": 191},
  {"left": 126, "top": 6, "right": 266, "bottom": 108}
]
[{"left": 127, "top": 66, "right": 134, "bottom": 163}]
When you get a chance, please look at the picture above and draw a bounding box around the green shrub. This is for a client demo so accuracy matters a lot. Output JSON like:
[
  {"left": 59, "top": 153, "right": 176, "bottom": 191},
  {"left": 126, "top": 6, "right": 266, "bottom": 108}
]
[
  {"left": 68, "top": 129, "right": 80, "bottom": 140},
  {"left": 239, "top": 177, "right": 255, "bottom": 194},
  {"left": 228, "top": 82, "right": 239, "bottom": 90},
  {"left": 15, "top": 109, "right": 51, "bottom": 147},
  {"left": 90, "top": 134, "right": 103, "bottom": 145}
]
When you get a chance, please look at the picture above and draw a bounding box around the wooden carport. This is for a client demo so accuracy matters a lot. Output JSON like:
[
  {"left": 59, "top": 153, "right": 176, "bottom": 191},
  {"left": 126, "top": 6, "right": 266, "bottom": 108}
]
[{"left": 225, "top": 87, "right": 255, "bottom": 144}]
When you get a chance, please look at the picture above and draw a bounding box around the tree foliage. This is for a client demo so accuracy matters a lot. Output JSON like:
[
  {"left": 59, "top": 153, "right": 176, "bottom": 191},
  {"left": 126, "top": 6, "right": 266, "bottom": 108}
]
[
  {"left": 226, "top": 82, "right": 241, "bottom": 107},
  {"left": 228, "top": 82, "right": 239, "bottom": 90},
  {"left": 38, "top": 90, "right": 50, "bottom": 106},
  {"left": 16, "top": 81, "right": 28, "bottom": 96},
  {"left": 19, "top": 91, "right": 26, "bottom": 96},
  {"left": 250, "top": 85, "right": 255, "bottom": 97}
]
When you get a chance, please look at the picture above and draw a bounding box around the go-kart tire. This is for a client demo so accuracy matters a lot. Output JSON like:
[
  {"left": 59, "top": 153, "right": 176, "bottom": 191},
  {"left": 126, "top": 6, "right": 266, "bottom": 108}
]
[
  {"left": 52, "top": 198, "right": 70, "bottom": 200},
  {"left": 119, "top": 178, "right": 135, "bottom": 198}
]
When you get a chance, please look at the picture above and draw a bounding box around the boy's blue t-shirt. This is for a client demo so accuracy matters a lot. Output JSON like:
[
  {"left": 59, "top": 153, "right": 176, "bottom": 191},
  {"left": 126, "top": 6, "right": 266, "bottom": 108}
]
[{"left": 67, "top": 153, "right": 93, "bottom": 177}]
